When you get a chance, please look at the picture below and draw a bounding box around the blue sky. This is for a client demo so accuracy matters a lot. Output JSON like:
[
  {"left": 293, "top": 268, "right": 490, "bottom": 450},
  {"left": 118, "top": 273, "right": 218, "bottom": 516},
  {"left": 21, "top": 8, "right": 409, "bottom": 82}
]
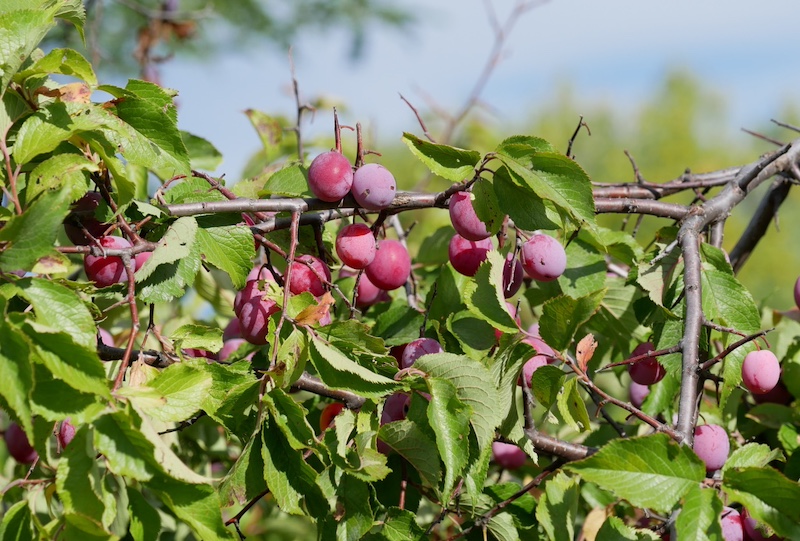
[{"left": 162, "top": 0, "right": 800, "bottom": 177}]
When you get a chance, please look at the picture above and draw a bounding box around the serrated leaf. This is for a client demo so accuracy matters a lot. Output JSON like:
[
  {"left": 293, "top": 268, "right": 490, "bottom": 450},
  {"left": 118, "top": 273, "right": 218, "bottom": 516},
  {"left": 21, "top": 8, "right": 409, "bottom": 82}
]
[
  {"left": 415, "top": 353, "right": 501, "bottom": 450},
  {"left": 495, "top": 146, "right": 595, "bottom": 229},
  {"left": 0, "top": 500, "right": 33, "bottom": 541},
  {"left": 558, "top": 237, "right": 607, "bottom": 299},
  {"left": 26, "top": 152, "right": 96, "bottom": 203},
  {"left": 0, "top": 7, "right": 56, "bottom": 97},
  {"left": 195, "top": 214, "right": 255, "bottom": 289},
  {"left": 23, "top": 322, "right": 111, "bottom": 398},
  {"left": 263, "top": 388, "right": 319, "bottom": 451},
  {"left": 127, "top": 488, "right": 162, "bottom": 541},
  {"left": 0, "top": 318, "right": 34, "bottom": 435},
  {"left": 261, "top": 419, "right": 328, "bottom": 516},
  {"left": 136, "top": 217, "right": 201, "bottom": 303},
  {"left": 182, "top": 131, "right": 222, "bottom": 170},
  {"left": 378, "top": 419, "right": 442, "bottom": 488},
  {"left": 723, "top": 443, "right": 784, "bottom": 473},
  {"left": 171, "top": 323, "right": 223, "bottom": 352},
  {"left": 493, "top": 166, "right": 562, "bottom": 231},
  {"left": 12, "top": 101, "right": 105, "bottom": 164},
  {"left": 675, "top": 486, "right": 723, "bottom": 541},
  {"left": 16, "top": 277, "right": 96, "bottom": 349},
  {"left": 56, "top": 427, "right": 113, "bottom": 537},
  {"left": 536, "top": 472, "right": 579, "bottom": 541},
  {"left": 463, "top": 250, "right": 518, "bottom": 334},
  {"left": 92, "top": 410, "right": 157, "bottom": 481},
  {"left": 565, "top": 433, "right": 705, "bottom": 513},
  {"left": 145, "top": 473, "right": 235, "bottom": 540},
  {"left": 402, "top": 132, "right": 480, "bottom": 181},
  {"left": 371, "top": 302, "right": 426, "bottom": 346},
  {"left": 557, "top": 377, "right": 591, "bottom": 432},
  {"left": 336, "top": 475, "right": 374, "bottom": 541},
  {"left": 531, "top": 364, "right": 565, "bottom": 409},
  {"left": 218, "top": 426, "right": 267, "bottom": 506},
  {"left": 259, "top": 163, "right": 313, "bottom": 197},
  {"left": 308, "top": 336, "right": 401, "bottom": 399},
  {"left": 144, "top": 360, "right": 213, "bottom": 423},
  {"left": 540, "top": 289, "right": 606, "bottom": 351},
  {"left": 369, "top": 507, "right": 426, "bottom": 540},
  {"left": 597, "top": 516, "right": 659, "bottom": 541},
  {"left": 427, "top": 377, "right": 471, "bottom": 500},
  {"left": 723, "top": 467, "right": 800, "bottom": 538},
  {"left": 0, "top": 189, "right": 71, "bottom": 272},
  {"left": 470, "top": 178, "right": 504, "bottom": 235},
  {"left": 30, "top": 363, "right": 105, "bottom": 424},
  {"left": 14, "top": 47, "right": 97, "bottom": 86}
]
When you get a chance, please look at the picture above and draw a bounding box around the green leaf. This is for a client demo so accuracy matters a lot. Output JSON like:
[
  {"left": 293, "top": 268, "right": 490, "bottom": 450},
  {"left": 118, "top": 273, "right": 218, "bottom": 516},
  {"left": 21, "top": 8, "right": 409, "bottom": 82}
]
[
  {"left": 470, "top": 178, "right": 504, "bottom": 235},
  {"left": 0, "top": 500, "right": 33, "bottom": 541},
  {"left": 495, "top": 146, "right": 596, "bottom": 229},
  {"left": 92, "top": 410, "right": 157, "bottom": 481},
  {"left": 0, "top": 7, "right": 56, "bottom": 96},
  {"left": 558, "top": 237, "right": 607, "bottom": 299},
  {"left": 675, "top": 486, "right": 723, "bottom": 541},
  {"left": 493, "top": 165, "right": 562, "bottom": 231},
  {"left": 244, "top": 109, "right": 284, "bottom": 158},
  {"left": 536, "top": 472, "right": 580, "bottom": 541},
  {"left": 218, "top": 427, "right": 267, "bottom": 506},
  {"left": 556, "top": 377, "right": 591, "bottom": 432},
  {"left": 30, "top": 363, "right": 105, "bottom": 424},
  {"left": 14, "top": 48, "right": 97, "bottom": 86},
  {"left": 26, "top": 152, "right": 96, "bottom": 204},
  {"left": 196, "top": 214, "right": 255, "bottom": 289},
  {"left": 145, "top": 473, "right": 235, "bottom": 540},
  {"left": 23, "top": 322, "right": 111, "bottom": 398},
  {"left": 723, "top": 443, "right": 784, "bottom": 473},
  {"left": 367, "top": 507, "right": 426, "bottom": 540},
  {"left": 335, "top": 475, "right": 374, "bottom": 541},
  {"left": 402, "top": 132, "right": 480, "bottom": 181},
  {"left": 56, "top": 427, "right": 114, "bottom": 537},
  {"left": 415, "top": 353, "right": 501, "bottom": 450},
  {"left": 12, "top": 101, "right": 103, "bottom": 164},
  {"left": 16, "top": 277, "right": 96, "bottom": 349},
  {"left": 127, "top": 488, "right": 162, "bottom": 541},
  {"left": 0, "top": 319, "right": 33, "bottom": 435},
  {"left": 0, "top": 88, "right": 32, "bottom": 137},
  {"left": 565, "top": 433, "right": 705, "bottom": 513},
  {"left": 589, "top": 276, "right": 650, "bottom": 354},
  {"left": 371, "top": 302, "right": 426, "bottom": 346},
  {"left": 308, "top": 336, "right": 401, "bottom": 399},
  {"left": 463, "top": 250, "right": 518, "bottom": 334},
  {"left": 378, "top": 419, "right": 442, "bottom": 488},
  {"left": 531, "top": 365, "right": 566, "bottom": 409},
  {"left": 723, "top": 467, "right": 800, "bottom": 539},
  {"left": 171, "top": 323, "right": 223, "bottom": 352},
  {"left": 415, "top": 225, "right": 454, "bottom": 266},
  {"left": 182, "top": 131, "right": 222, "bottom": 170},
  {"left": 261, "top": 419, "right": 328, "bottom": 516},
  {"left": 259, "top": 164, "right": 313, "bottom": 197},
  {"left": 264, "top": 388, "right": 319, "bottom": 451},
  {"left": 597, "top": 516, "right": 659, "bottom": 541},
  {"left": 495, "top": 135, "right": 556, "bottom": 155},
  {"left": 426, "top": 377, "right": 471, "bottom": 500},
  {"left": 144, "top": 360, "right": 213, "bottom": 423},
  {"left": 136, "top": 217, "right": 202, "bottom": 303},
  {"left": 540, "top": 289, "right": 606, "bottom": 351},
  {"left": 0, "top": 189, "right": 71, "bottom": 272}
]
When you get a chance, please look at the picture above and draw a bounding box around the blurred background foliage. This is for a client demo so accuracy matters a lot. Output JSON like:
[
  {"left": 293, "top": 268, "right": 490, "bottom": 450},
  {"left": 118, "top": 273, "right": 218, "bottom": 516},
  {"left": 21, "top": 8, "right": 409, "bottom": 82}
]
[{"left": 49, "top": 1, "right": 800, "bottom": 313}]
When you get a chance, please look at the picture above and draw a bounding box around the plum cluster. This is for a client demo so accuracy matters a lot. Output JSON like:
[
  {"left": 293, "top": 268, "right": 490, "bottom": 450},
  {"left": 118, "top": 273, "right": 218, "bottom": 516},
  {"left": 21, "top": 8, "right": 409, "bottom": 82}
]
[
  {"left": 307, "top": 152, "right": 396, "bottom": 211},
  {"left": 447, "top": 190, "right": 565, "bottom": 293}
]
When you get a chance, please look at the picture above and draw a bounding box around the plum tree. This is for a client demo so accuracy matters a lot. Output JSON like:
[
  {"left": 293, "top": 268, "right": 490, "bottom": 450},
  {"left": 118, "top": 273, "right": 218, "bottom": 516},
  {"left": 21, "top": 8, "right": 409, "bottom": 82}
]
[
  {"left": 627, "top": 342, "right": 666, "bottom": 386},
  {"left": 491, "top": 442, "right": 527, "bottom": 469},
  {"left": 364, "top": 239, "right": 411, "bottom": 290},
  {"left": 693, "top": 424, "right": 730, "bottom": 472},
  {"left": 399, "top": 337, "right": 443, "bottom": 369},
  {"left": 84, "top": 236, "right": 133, "bottom": 287},
  {"left": 519, "top": 233, "right": 566, "bottom": 281},
  {"left": 448, "top": 191, "right": 491, "bottom": 241},
  {"left": 4, "top": 423, "right": 37, "bottom": 464},
  {"left": 448, "top": 234, "right": 493, "bottom": 277},
  {"left": 307, "top": 151, "right": 353, "bottom": 202},
  {"left": 351, "top": 163, "right": 397, "bottom": 210},
  {"left": 742, "top": 350, "right": 781, "bottom": 395},
  {"left": 335, "top": 223, "right": 376, "bottom": 269},
  {"left": 289, "top": 254, "right": 331, "bottom": 297}
]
